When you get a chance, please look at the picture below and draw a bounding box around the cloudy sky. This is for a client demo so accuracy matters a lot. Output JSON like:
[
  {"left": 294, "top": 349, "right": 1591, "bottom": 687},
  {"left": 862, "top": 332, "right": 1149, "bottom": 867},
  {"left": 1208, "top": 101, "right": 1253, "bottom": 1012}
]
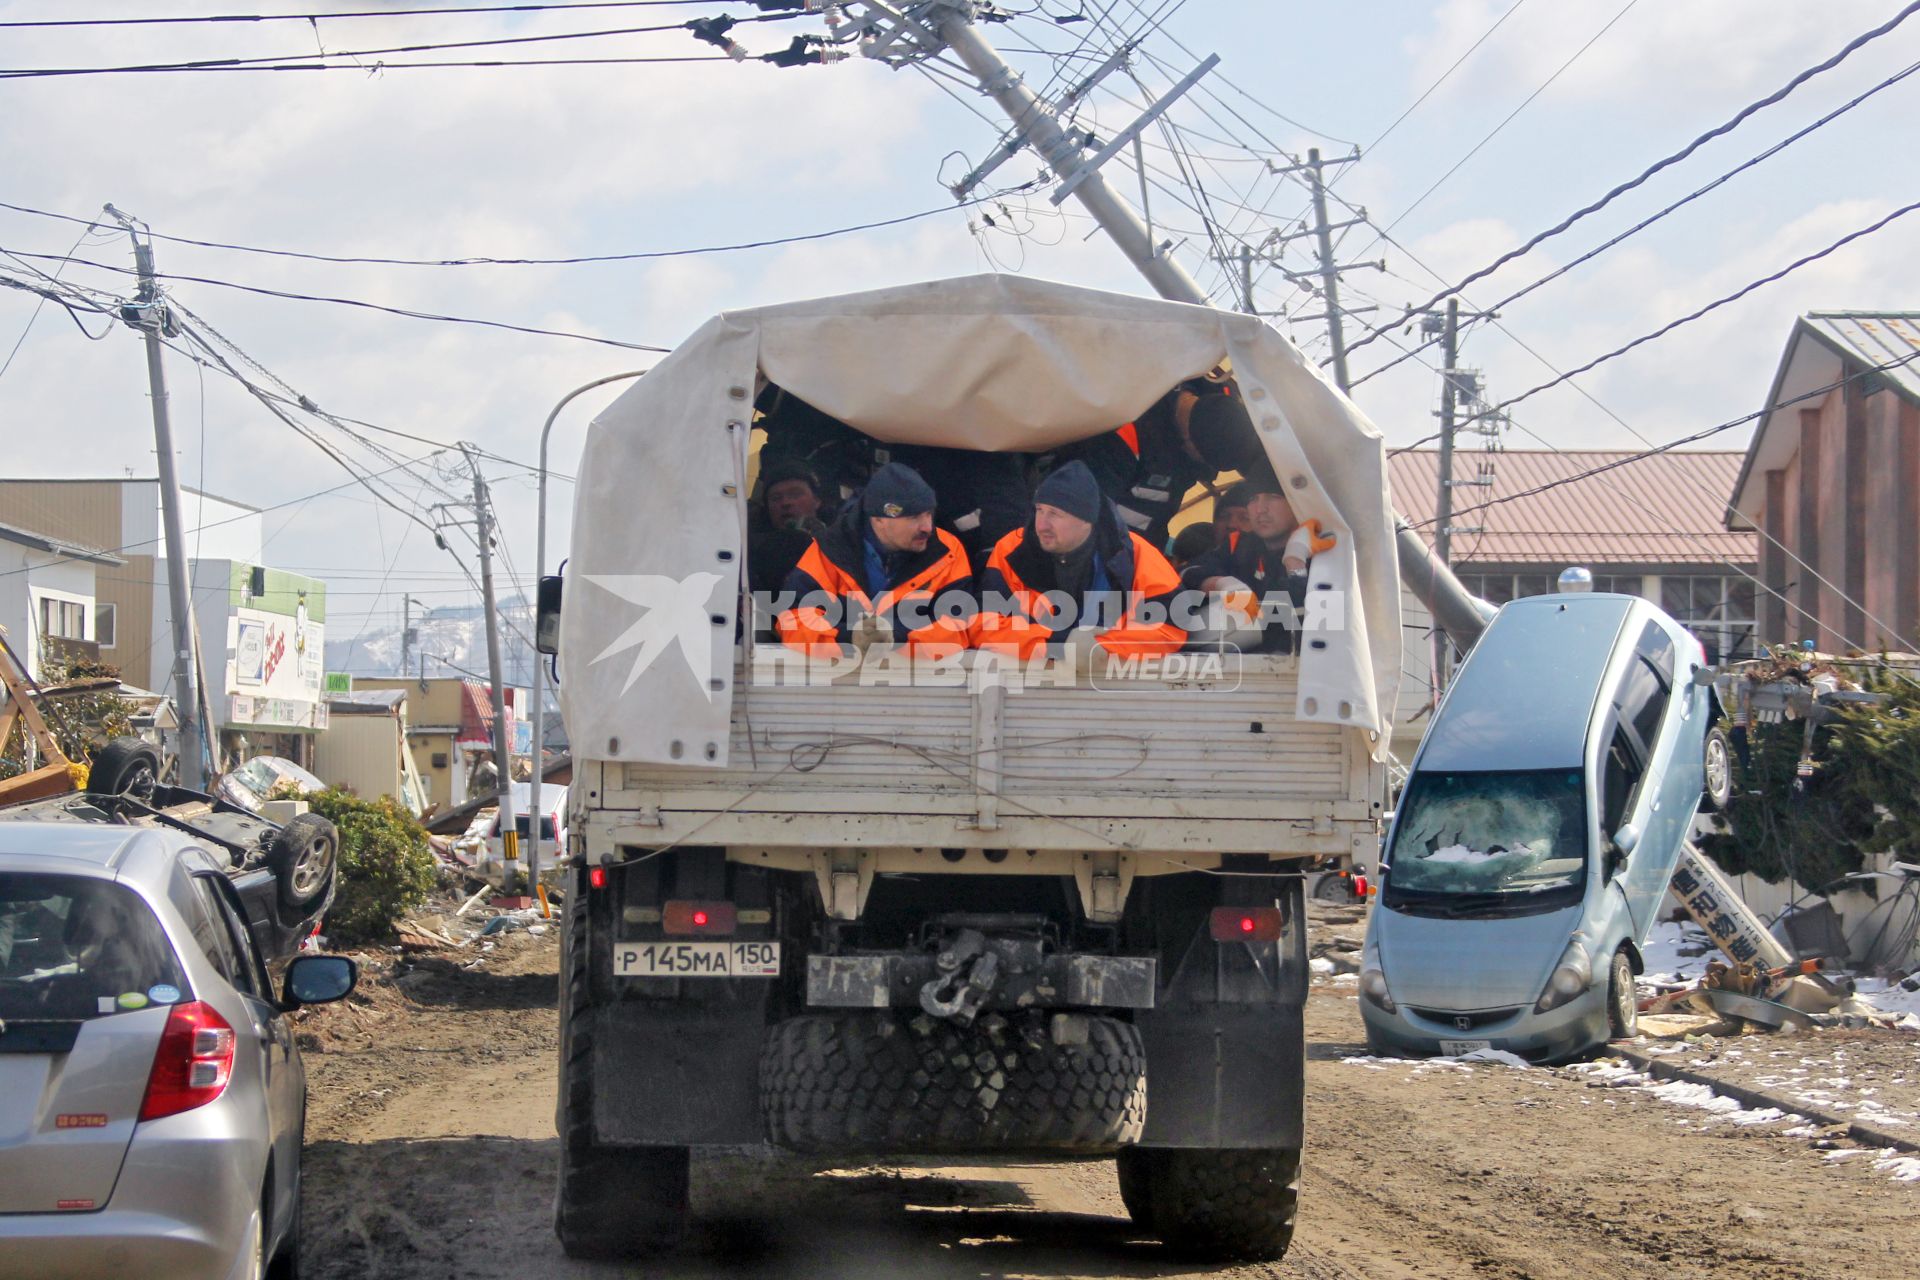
[{"left": 2, "top": 0, "right": 1916, "bottom": 650}]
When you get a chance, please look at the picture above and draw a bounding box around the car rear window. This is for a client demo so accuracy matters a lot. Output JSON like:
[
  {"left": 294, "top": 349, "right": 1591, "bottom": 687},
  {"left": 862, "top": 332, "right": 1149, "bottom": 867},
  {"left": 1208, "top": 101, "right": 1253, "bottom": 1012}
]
[{"left": 0, "top": 873, "right": 188, "bottom": 1021}]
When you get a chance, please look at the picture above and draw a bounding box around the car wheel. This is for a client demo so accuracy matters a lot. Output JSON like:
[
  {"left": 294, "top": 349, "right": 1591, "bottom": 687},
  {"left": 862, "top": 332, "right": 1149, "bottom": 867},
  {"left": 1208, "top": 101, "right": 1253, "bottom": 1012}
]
[
  {"left": 1309, "top": 873, "right": 1353, "bottom": 903},
  {"left": 1606, "top": 949, "right": 1637, "bottom": 1041},
  {"left": 87, "top": 737, "right": 162, "bottom": 803},
  {"left": 267, "top": 815, "right": 339, "bottom": 912},
  {"left": 1700, "top": 725, "right": 1733, "bottom": 813}
]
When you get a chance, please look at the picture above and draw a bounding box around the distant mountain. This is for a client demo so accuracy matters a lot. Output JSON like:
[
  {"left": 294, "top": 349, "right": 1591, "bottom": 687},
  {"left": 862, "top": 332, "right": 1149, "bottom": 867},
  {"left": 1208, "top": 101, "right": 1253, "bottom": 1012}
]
[{"left": 324, "top": 596, "right": 541, "bottom": 691}]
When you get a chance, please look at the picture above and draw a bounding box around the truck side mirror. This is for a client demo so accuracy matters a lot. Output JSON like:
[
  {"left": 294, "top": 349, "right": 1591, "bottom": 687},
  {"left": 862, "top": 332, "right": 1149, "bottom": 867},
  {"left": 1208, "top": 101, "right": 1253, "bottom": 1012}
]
[{"left": 536, "top": 575, "right": 563, "bottom": 656}]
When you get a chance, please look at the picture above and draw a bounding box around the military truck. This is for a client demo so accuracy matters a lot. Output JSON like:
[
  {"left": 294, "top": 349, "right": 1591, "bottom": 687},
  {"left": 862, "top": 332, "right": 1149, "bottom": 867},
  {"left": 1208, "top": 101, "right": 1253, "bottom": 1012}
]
[{"left": 541, "top": 275, "right": 1405, "bottom": 1261}]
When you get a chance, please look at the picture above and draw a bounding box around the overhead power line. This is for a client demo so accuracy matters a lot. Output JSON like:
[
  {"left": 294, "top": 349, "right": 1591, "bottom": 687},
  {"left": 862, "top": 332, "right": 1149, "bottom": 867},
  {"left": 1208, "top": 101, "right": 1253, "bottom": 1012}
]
[
  {"left": 0, "top": 244, "right": 668, "bottom": 350},
  {"left": 1344, "top": 0, "right": 1920, "bottom": 360},
  {"left": 1349, "top": 54, "right": 1920, "bottom": 387},
  {"left": 0, "top": 11, "right": 807, "bottom": 80},
  {"left": 0, "top": 52, "right": 734, "bottom": 78},
  {"left": 1410, "top": 347, "right": 1920, "bottom": 532},
  {"left": 0, "top": 185, "right": 1040, "bottom": 268},
  {"left": 0, "top": 1, "right": 751, "bottom": 27},
  {"left": 1462, "top": 197, "right": 1920, "bottom": 426}
]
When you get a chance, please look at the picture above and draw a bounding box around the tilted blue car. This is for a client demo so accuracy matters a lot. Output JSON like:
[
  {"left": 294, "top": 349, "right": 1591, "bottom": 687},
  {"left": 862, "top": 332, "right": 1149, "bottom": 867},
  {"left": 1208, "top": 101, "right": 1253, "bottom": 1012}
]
[{"left": 1360, "top": 592, "right": 1729, "bottom": 1063}]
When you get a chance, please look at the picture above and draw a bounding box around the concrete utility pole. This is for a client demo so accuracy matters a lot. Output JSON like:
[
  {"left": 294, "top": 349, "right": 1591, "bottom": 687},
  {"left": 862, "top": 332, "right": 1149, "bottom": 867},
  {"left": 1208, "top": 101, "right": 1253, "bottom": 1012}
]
[
  {"left": 462, "top": 445, "right": 519, "bottom": 894},
  {"left": 108, "top": 206, "right": 205, "bottom": 789},
  {"left": 400, "top": 594, "right": 428, "bottom": 676},
  {"left": 1306, "top": 149, "right": 1352, "bottom": 392},
  {"left": 920, "top": 6, "right": 1492, "bottom": 652},
  {"left": 1433, "top": 298, "right": 1461, "bottom": 568}
]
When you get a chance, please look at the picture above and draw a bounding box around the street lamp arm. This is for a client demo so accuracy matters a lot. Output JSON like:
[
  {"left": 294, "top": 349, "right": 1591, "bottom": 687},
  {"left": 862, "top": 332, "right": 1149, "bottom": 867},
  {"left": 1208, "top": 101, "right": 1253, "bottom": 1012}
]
[{"left": 530, "top": 368, "right": 648, "bottom": 902}]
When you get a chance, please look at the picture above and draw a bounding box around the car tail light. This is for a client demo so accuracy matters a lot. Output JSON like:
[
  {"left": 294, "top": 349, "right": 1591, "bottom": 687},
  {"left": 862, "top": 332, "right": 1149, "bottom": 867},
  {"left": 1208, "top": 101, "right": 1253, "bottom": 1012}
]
[
  {"left": 589, "top": 866, "right": 607, "bottom": 890},
  {"left": 1210, "top": 906, "right": 1283, "bottom": 942},
  {"left": 1351, "top": 874, "right": 1370, "bottom": 899},
  {"left": 140, "top": 1001, "right": 235, "bottom": 1122},
  {"left": 663, "top": 900, "right": 737, "bottom": 936}
]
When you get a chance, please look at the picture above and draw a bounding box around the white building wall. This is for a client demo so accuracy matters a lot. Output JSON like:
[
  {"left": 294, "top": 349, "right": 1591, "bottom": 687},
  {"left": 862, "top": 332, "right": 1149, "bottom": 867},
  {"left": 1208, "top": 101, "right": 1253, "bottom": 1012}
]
[
  {"left": 0, "top": 545, "right": 36, "bottom": 671},
  {"left": 19, "top": 556, "right": 97, "bottom": 678},
  {"left": 132, "top": 484, "right": 263, "bottom": 691}
]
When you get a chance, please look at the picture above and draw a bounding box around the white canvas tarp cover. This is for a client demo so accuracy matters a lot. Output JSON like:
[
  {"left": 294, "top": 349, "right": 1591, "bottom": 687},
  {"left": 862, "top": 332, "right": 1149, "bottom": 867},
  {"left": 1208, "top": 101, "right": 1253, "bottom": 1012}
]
[{"left": 560, "top": 274, "right": 1400, "bottom": 768}]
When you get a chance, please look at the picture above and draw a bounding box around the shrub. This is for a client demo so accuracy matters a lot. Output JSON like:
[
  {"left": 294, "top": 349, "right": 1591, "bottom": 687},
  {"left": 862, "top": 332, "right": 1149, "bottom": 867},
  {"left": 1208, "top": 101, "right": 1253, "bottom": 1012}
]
[{"left": 302, "top": 787, "right": 436, "bottom": 943}]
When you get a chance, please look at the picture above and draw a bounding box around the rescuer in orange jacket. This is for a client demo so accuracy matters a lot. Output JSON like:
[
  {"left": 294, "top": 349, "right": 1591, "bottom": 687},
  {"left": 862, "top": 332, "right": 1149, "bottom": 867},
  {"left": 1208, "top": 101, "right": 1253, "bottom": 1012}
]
[
  {"left": 972, "top": 460, "right": 1187, "bottom": 659},
  {"left": 1180, "top": 463, "right": 1336, "bottom": 653},
  {"left": 776, "top": 461, "right": 974, "bottom": 656}
]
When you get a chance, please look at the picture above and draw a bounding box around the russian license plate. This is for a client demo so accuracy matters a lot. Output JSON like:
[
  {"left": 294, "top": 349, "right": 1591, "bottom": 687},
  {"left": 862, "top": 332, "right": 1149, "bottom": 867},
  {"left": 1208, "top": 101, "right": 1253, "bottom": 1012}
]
[
  {"left": 614, "top": 941, "right": 781, "bottom": 978},
  {"left": 1439, "top": 1039, "right": 1493, "bottom": 1057}
]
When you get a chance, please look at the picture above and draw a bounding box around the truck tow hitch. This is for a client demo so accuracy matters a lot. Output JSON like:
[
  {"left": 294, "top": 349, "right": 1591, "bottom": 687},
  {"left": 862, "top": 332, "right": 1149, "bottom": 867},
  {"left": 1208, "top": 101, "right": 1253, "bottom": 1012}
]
[{"left": 920, "top": 928, "right": 1002, "bottom": 1023}]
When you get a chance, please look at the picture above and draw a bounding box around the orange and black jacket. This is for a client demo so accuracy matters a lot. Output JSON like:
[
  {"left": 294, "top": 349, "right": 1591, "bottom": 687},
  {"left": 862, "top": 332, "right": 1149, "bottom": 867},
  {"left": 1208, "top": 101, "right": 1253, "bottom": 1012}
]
[
  {"left": 1180, "top": 526, "right": 1329, "bottom": 653},
  {"left": 1055, "top": 382, "right": 1248, "bottom": 546},
  {"left": 775, "top": 503, "right": 974, "bottom": 655},
  {"left": 972, "top": 501, "right": 1186, "bottom": 658}
]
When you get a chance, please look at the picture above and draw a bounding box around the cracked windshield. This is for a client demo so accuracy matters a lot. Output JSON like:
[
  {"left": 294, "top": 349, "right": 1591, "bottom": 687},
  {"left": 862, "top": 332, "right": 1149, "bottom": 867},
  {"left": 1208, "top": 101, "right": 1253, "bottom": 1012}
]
[{"left": 1386, "top": 770, "right": 1588, "bottom": 898}]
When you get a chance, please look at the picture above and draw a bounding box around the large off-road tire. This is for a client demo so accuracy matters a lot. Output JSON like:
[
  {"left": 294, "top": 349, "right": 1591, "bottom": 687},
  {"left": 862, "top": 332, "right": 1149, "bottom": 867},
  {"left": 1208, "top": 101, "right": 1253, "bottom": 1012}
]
[
  {"left": 86, "top": 737, "right": 161, "bottom": 802},
  {"left": 553, "top": 875, "right": 689, "bottom": 1258},
  {"left": 1606, "top": 948, "right": 1638, "bottom": 1041},
  {"left": 1118, "top": 1146, "right": 1300, "bottom": 1262},
  {"left": 762, "top": 1011, "right": 1147, "bottom": 1153},
  {"left": 265, "top": 815, "right": 338, "bottom": 912}
]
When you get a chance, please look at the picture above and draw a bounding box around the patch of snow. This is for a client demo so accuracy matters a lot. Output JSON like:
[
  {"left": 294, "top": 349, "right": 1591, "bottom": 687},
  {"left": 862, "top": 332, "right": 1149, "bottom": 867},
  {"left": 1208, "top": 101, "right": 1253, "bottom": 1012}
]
[
  {"left": 1330, "top": 973, "right": 1358, "bottom": 986},
  {"left": 1340, "top": 1056, "right": 1391, "bottom": 1069},
  {"left": 1309, "top": 956, "right": 1335, "bottom": 976},
  {"left": 1854, "top": 977, "right": 1920, "bottom": 1019},
  {"left": 1824, "top": 1149, "right": 1867, "bottom": 1161},
  {"left": 1876, "top": 1153, "right": 1920, "bottom": 1182},
  {"left": 1458, "top": 1048, "right": 1531, "bottom": 1068}
]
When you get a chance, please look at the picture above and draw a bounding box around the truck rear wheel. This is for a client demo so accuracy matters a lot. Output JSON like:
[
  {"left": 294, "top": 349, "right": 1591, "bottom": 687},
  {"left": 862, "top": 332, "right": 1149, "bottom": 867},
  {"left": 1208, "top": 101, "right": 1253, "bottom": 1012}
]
[
  {"left": 762, "top": 1011, "right": 1146, "bottom": 1153},
  {"left": 554, "top": 875, "right": 689, "bottom": 1257},
  {"left": 1116, "top": 1146, "right": 1300, "bottom": 1262}
]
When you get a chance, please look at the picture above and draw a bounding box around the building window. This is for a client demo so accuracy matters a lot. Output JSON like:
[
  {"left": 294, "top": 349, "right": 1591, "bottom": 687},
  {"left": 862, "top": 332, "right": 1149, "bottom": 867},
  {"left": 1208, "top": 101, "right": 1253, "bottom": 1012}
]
[
  {"left": 38, "top": 597, "right": 88, "bottom": 641},
  {"left": 95, "top": 603, "right": 116, "bottom": 649},
  {"left": 1661, "top": 576, "right": 1758, "bottom": 663}
]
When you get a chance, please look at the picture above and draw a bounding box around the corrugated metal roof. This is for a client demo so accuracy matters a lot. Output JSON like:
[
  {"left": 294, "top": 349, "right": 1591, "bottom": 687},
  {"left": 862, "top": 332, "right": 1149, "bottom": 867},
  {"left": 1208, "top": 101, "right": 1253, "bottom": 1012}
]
[
  {"left": 1730, "top": 311, "right": 1920, "bottom": 524},
  {"left": 0, "top": 519, "right": 125, "bottom": 566},
  {"left": 1389, "top": 449, "right": 1755, "bottom": 568}
]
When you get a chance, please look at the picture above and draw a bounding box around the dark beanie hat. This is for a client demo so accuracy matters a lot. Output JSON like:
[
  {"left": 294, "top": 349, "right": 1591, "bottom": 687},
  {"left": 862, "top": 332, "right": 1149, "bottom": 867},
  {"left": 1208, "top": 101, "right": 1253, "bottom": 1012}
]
[
  {"left": 1238, "top": 457, "right": 1284, "bottom": 498},
  {"left": 1033, "top": 459, "right": 1104, "bottom": 525},
  {"left": 1218, "top": 479, "right": 1259, "bottom": 512},
  {"left": 861, "top": 461, "right": 936, "bottom": 519},
  {"left": 1185, "top": 390, "right": 1262, "bottom": 472},
  {"left": 759, "top": 455, "right": 820, "bottom": 496}
]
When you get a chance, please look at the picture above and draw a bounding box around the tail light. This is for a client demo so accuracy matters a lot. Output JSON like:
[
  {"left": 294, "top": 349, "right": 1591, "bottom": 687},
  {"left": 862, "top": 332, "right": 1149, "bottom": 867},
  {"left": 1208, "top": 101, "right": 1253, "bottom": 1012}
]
[
  {"left": 1210, "top": 906, "right": 1283, "bottom": 942},
  {"left": 663, "top": 900, "right": 737, "bottom": 936},
  {"left": 140, "top": 1001, "right": 235, "bottom": 1121},
  {"left": 1351, "top": 874, "right": 1370, "bottom": 899},
  {"left": 589, "top": 866, "right": 607, "bottom": 890}
]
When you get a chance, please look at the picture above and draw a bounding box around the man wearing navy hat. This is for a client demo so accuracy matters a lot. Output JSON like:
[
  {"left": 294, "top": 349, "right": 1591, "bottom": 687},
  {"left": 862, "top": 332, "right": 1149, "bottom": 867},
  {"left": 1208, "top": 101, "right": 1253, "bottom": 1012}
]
[
  {"left": 973, "top": 460, "right": 1186, "bottom": 660},
  {"left": 776, "top": 461, "right": 974, "bottom": 655}
]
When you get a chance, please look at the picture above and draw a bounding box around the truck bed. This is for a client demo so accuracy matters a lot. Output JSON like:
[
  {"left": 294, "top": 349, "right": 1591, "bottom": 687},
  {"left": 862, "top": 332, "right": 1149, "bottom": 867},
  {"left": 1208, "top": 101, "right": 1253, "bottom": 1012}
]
[{"left": 587, "top": 651, "right": 1383, "bottom": 869}]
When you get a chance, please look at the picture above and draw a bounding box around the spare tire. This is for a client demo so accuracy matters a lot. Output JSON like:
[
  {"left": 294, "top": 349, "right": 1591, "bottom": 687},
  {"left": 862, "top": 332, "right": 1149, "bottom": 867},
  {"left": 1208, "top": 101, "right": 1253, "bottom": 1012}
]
[
  {"left": 87, "top": 737, "right": 162, "bottom": 802},
  {"left": 762, "top": 1011, "right": 1146, "bottom": 1154},
  {"left": 266, "top": 814, "right": 338, "bottom": 911}
]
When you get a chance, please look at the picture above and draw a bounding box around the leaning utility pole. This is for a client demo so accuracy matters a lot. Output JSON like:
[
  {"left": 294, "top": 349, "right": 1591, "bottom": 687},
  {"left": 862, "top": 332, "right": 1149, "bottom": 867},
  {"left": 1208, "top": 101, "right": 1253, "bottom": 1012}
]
[
  {"left": 891, "top": 3, "right": 1491, "bottom": 650},
  {"left": 462, "top": 445, "right": 520, "bottom": 894},
  {"left": 107, "top": 205, "right": 205, "bottom": 789}
]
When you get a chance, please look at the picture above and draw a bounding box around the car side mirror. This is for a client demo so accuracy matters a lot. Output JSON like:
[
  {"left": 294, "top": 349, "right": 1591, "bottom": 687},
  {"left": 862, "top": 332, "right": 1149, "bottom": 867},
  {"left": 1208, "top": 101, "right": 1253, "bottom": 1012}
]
[
  {"left": 1691, "top": 666, "right": 1717, "bottom": 686},
  {"left": 1612, "top": 823, "right": 1640, "bottom": 855},
  {"left": 282, "top": 954, "right": 358, "bottom": 1009},
  {"left": 536, "top": 574, "right": 563, "bottom": 656}
]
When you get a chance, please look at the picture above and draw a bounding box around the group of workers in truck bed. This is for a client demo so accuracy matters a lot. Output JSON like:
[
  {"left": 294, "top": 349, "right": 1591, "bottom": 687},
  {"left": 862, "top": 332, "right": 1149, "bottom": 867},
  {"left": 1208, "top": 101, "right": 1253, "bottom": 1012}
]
[{"left": 746, "top": 375, "right": 1336, "bottom": 661}]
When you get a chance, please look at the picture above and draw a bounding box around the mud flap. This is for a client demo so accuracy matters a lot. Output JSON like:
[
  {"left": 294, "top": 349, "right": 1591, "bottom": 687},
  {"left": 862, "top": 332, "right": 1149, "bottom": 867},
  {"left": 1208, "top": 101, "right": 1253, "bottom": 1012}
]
[
  {"left": 591, "top": 997, "right": 770, "bottom": 1146},
  {"left": 1133, "top": 876, "right": 1306, "bottom": 1149}
]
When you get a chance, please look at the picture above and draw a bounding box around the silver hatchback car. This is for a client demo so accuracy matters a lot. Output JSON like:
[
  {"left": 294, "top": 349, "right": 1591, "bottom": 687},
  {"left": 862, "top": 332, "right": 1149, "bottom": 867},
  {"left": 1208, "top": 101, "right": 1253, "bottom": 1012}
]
[
  {"left": 1360, "top": 594, "right": 1718, "bottom": 1063},
  {"left": 0, "top": 822, "right": 356, "bottom": 1280}
]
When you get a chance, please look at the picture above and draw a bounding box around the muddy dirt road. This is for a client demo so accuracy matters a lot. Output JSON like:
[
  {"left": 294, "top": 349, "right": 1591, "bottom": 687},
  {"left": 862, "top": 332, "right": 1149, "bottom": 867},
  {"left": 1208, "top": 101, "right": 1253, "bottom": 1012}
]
[{"left": 299, "top": 932, "right": 1916, "bottom": 1280}]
